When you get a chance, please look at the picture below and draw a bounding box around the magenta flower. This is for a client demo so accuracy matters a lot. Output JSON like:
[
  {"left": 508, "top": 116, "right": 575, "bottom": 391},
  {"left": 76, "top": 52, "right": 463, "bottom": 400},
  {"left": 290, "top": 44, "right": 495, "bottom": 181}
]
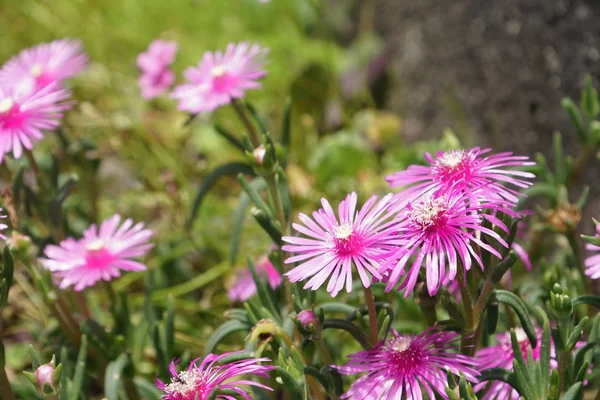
[
  {"left": 0, "top": 39, "right": 87, "bottom": 92},
  {"left": 137, "top": 39, "right": 178, "bottom": 99},
  {"left": 0, "top": 84, "right": 72, "bottom": 162},
  {"left": 282, "top": 192, "right": 399, "bottom": 297},
  {"left": 385, "top": 148, "right": 535, "bottom": 206},
  {"left": 381, "top": 189, "right": 516, "bottom": 297},
  {"left": 335, "top": 329, "right": 478, "bottom": 399},
  {"left": 40, "top": 215, "right": 153, "bottom": 291},
  {"left": 156, "top": 351, "right": 274, "bottom": 400},
  {"left": 584, "top": 222, "right": 600, "bottom": 279},
  {"left": 172, "top": 42, "right": 267, "bottom": 113},
  {"left": 475, "top": 328, "right": 554, "bottom": 400},
  {"left": 227, "top": 257, "right": 282, "bottom": 302}
]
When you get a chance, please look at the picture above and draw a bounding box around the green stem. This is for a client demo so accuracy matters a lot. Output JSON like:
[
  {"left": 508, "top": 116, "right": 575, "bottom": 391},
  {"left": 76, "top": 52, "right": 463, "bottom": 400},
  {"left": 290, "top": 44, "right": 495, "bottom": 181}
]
[
  {"left": 472, "top": 276, "right": 496, "bottom": 327},
  {"left": 315, "top": 337, "right": 338, "bottom": 400},
  {"left": 232, "top": 99, "right": 261, "bottom": 148},
  {"left": 557, "top": 350, "right": 568, "bottom": 393},
  {"left": 568, "top": 144, "right": 597, "bottom": 187},
  {"left": 458, "top": 267, "right": 475, "bottom": 355},
  {"left": 363, "top": 286, "right": 379, "bottom": 347},
  {"left": 0, "top": 320, "right": 16, "bottom": 400}
]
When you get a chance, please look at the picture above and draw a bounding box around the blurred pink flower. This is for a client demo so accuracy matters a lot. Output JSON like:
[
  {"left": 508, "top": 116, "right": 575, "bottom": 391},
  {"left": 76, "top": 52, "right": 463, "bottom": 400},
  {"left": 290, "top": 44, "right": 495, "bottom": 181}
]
[
  {"left": 381, "top": 189, "right": 516, "bottom": 297},
  {"left": 0, "top": 84, "right": 72, "bottom": 162},
  {"left": 40, "top": 215, "right": 153, "bottom": 291},
  {"left": 475, "top": 328, "right": 554, "bottom": 400},
  {"left": 283, "top": 192, "right": 399, "bottom": 297},
  {"left": 584, "top": 221, "right": 600, "bottom": 279},
  {"left": 172, "top": 42, "right": 267, "bottom": 113},
  {"left": 386, "top": 148, "right": 535, "bottom": 207},
  {"left": 137, "top": 39, "right": 178, "bottom": 99},
  {"left": 227, "top": 257, "right": 282, "bottom": 302},
  {"left": 335, "top": 329, "right": 478, "bottom": 399},
  {"left": 0, "top": 39, "right": 87, "bottom": 93},
  {"left": 156, "top": 351, "right": 274, "bottom": 400}
]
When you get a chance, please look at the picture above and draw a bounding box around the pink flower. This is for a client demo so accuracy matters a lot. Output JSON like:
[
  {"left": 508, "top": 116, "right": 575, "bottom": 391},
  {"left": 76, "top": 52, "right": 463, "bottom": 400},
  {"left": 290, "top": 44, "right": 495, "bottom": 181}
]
[
  {"left": 335, "top": 329, "right": 479, "bottom": 399},
  {"left": 40, "top": 215, "right": 153, "bottom": 291},
  {"left": 475, "top": 328, "right": 554, "bottom": 400},
  {"left": 227, "top": 257, "right": 282, "bottom": 302},
  {"left": 385, "top": 148, "right": 535, "bottom": 207},
  {"left": 584, "top": 221, "right": 600, "bottom": 279},
  {"left": 172, "top": 42, "right": 268, "bottom": 113},
  {"left": 156, "top": 351, "right": 274, "bottom": 400},
  {"left": 0, "top": 39, "right": 87, "bottom": 92},
  {"left": 381, "top": 189, "right": 516, "bottom": 297},
  {"left": 282, "top": 192, "right": 399, "bottom": 297},
  {"left": 137, "top": 39, "right": 178, "bottom": 99},
  {"left": 0, "top": 84, "right": 72, "bottom": 162}
]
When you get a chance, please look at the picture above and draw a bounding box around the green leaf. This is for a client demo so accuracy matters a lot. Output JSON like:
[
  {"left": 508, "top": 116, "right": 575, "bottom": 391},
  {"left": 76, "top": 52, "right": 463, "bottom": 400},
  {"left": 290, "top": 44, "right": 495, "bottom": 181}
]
[
  {"left": 252, "top": 208, "right": 283, "bottom": 245},
  {"left": 322, "top": 319, "right": 371, "bottom": 350},
  {"left": 562, "top": 382, "right": 583, "bottom": 400},
  {"left": 553, "top": 132, "right": 567, "bottom": 184},
  {"left": 164, "top": 296, "right": 175, "bottom": 359},
  {"left": 562, "top": 97, "right": 588, "bottom": 143},
  {"left": 522, "top": 183, "right": 558, "bottom": 202},
  {"left": 133, "top": 377, "right": 163, "bottom": 400},
  {"left": 28, "top": 345, "right": 41, "bottom": 370},
  {"left": 539, "top": 310, "right": 552, "bottom": 389},
  {"left": 491, "top": 251, "right": 518, "bottom": 284},
  {"left": 485, "top": 300, "right": 499, "bottom": 335},
  {"left": 315, "top": 302, "right": 356, "bottom": 315},
  {"left": 104, "top": 353, "right": 130, "bottom": 400},
  {"left": 495, "top": 290, "right": 537, "bottom": 348},
  {"left": 214, "top": 124, "right": 247, "bottom": 153},
  {"left": 229, "top": 179, "right": 267, "bottom": 265},
  {"left": 479, "top": 368, "right": 516, "bottom": 386},
  {"left": 581, "top": 74, "right": 599, "bottom": 119},
  {"left": 238, "top": 175, "right": 271, "bottom": 215},
  {"left": 0, "top": 248, "right": 14, "bottom": 310},
  {"left": 68, "top": 335, "right": 87, "bottom": 400},
  {"left": 275, "top": 366, "right": 306, "bottom": 399},
  {"left": 573, "top": 341, "right": 598, "bottom": 376},
  {"left": 566, "top": 317, "right": 588, "bottom": 351},
  {"left": 204, "top": 319, "right": 250, "bottom": 355},
  {"left": 247, "top": 257, "right": 280, "bottom": 320},
  {"left": 276, "top": 168, "right": 291, "bottom": 223},
  {"left": 186, "top": 162, "right": 255, "bottom": 230},
  {"left": 282, "top": 98, "right": 292, "bottom": 150},
  {"left": 572, "top": 295, "right": 600, "bottom": 309},
  {"left": 152, "top": 324, "right": 169, "bottom": 382},
  {"left": 548, "top": 369, "right": 560, "bottom": 400}
]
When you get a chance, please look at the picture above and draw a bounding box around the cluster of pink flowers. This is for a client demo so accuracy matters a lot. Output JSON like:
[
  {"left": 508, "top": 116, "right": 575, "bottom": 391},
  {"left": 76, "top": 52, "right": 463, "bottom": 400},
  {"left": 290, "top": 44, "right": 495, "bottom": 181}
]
[
  {"left": 0, "top": 40, "right": 86, "bottom": 162},
  {"left": 283, "top": 148, "right": 535, "bottom": 298},
  {"left": 137, "top": 40, "right": 178, "bottom": 99}
]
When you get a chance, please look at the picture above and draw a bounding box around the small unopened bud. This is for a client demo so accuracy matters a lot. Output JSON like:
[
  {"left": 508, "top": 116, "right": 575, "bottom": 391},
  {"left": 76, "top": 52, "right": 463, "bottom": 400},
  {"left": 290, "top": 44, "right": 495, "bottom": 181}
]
[
  {"left": 253, "top": 145, "right": 266, "bottom": 165},
  {"left": 297, "top": 309, "right": 319, "bottom": 332},
  {"left": 7, "top": 231, "right": 33, "bottom": 256},
  {"left": 25, "top": 360, "right": 62, "bottom": 395},
  {"left": 550, "top": 285, "right": 573, "bottom": 318}
]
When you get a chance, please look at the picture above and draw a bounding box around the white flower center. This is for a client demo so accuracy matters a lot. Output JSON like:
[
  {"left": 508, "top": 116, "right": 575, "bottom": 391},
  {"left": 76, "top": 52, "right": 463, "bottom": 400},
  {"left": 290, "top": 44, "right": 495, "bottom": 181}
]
[
  {"left": 86, "top": 239, "right": 105, "bottom": 252},
  {"left": 211, "top": 65, "right": 227, "bottom": 78},
  {"left": 0, "top": 98, "right": 14, "bottom": 114},
  {"left": 334, "top": 224, "right": 353, "bottom": 240},
  {"left": 164, "top": 370, "right": 201, "bottom": 395},
  {"left": 438, "top": 150, "right": 466, "bottom": 169},
  {"left": 392, "top": 336, "right": 412, "bottom": 353},
  {"left": 30, "top": 64, "right": 43, "bottom": 78},
  {"left": 410, "top": 197, "right": 449, "bottom": 230}
]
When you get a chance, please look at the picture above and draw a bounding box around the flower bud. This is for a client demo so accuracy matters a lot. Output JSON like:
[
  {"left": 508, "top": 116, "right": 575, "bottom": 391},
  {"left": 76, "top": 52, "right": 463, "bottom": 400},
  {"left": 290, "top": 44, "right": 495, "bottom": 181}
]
[
  {"left": 6, "top": 231, "right": 33, "bottom": 257},
  {"left": 253, "top": 145, "right": 266, "bottom": 165},
  {"left": 297, "top": 309, "right": 319, "bottom": 332},
  {"left": 25, "top": 360, "right": 62, "bottom": 395},
  {"left": 550, "top": 285, "right": 573, "bottom": 319}
]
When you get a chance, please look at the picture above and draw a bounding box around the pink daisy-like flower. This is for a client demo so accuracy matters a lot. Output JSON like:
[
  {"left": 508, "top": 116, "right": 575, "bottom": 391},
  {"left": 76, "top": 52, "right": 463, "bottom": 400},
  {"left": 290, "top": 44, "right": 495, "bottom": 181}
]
[
  {"left": 584, "top": 222, "right": 600, "bottom": 279},
  {"left": 335, "top": 329, "right": 479, "bottom": 399},
  {"left": 0, "top": 39, "right": 87, "bottom": 92},
  {"left": 40, "top": 214, "right": 153, "bottom": 291},
  {"left": 172, "top": 42, "right": 268, "bottom": 113},
  {"left": 227, "top": 257, "right": 282, "bottom": 302},
  {"left": 282, "top": 192, "right": 399, "bottom": 297},
  {"left": 156, "top": 351, "right": 274, "bottom": 400},
  {"left": 137, "top": 39, "right": 178, "bottom": 99},
  {"left": 0, "top": 84, "right": 72, "bottom": 162},
  {"left": 475, "top": 328, "right": 554, "bottom": 400},
  {"left": 385, "top": 148, "right": 535, "bottom": 206},
  {"left": 381, "top": 189, "right": 516, "bottom": 297}
]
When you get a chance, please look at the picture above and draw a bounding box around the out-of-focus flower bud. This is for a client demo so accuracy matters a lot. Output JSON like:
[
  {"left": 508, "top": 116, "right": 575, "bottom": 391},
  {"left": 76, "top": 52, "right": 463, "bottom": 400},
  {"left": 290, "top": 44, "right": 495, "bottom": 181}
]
[
  {"left": 6, "top": 231, "right": 34, "bottom": 257},
  {"left": 253, "top": 145, "right": 266, "bottom": 165}
]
